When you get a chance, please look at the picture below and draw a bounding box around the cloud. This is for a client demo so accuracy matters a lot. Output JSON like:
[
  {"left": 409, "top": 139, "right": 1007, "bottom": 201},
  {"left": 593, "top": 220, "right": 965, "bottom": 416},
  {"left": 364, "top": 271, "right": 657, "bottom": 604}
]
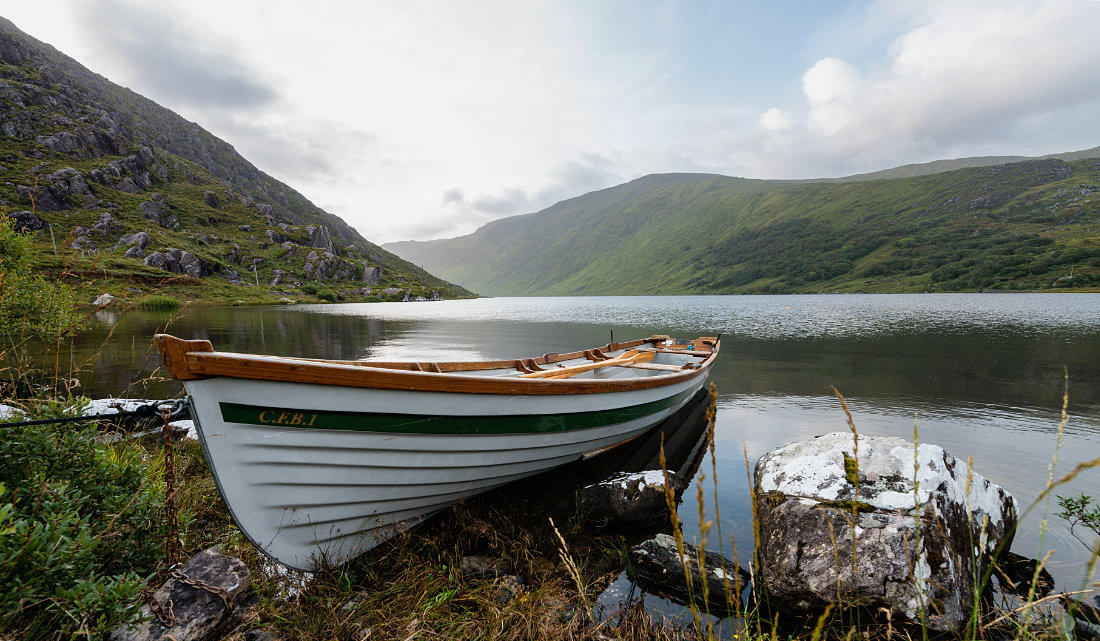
[
  {"left": 72, "top": 0, "right": 277, "bottom": 111},
  {"left": 745, "top": 0, "right": 1100, "bottom": 176}
]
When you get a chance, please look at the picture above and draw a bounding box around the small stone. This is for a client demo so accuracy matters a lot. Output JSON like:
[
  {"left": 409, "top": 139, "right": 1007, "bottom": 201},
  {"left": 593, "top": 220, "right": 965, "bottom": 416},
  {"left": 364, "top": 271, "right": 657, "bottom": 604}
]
[
  {"left": 460, "top": 556, "right": 507, "bottom": 580},
  {"left": 495, "top": 575, "right": 524, "bottom": 603}
]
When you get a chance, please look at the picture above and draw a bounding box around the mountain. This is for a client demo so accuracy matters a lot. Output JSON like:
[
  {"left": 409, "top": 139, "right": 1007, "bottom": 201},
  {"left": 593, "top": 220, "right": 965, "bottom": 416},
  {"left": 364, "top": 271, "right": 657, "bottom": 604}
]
[
  {"left": 0, "top": 17, "right": 472, "bottom": 303},
  {"left": 819, "top": 145, "right": 1100, "bottom": 182},
  {"left": 385, "top": 158, "right": 1100, "bottom": 295}
]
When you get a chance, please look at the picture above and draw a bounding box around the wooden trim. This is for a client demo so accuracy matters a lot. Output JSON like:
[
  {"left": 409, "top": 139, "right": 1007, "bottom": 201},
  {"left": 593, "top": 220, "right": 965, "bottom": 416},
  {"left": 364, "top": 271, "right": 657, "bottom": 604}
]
[
  {"left": 619, "top": 362, "right": 689, "bottom": 372},
  {"left": 155, "top": 334, "right": 720, "bottom": 396},
  {"left": 519, "top": 350, "right": 656, "bottom": 379},
  {"left": 154, "top": 334, "right": 213, "bottom": 380}
]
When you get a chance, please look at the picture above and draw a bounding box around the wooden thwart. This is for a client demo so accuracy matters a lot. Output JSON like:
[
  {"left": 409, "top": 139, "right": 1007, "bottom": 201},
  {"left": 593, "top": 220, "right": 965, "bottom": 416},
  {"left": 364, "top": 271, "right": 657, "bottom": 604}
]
[{"left": 518, "top": 350, "right": 656, "bottom": 379}]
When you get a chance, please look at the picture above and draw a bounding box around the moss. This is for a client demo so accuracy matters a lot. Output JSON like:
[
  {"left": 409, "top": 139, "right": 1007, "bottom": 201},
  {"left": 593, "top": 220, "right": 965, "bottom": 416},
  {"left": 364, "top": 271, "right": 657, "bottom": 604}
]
[
  {"left": 820, "top": 499, "right": 877, "bottom": 514},
  {"left": 843, "top": 451, "right": 859, "bottom": 486}
]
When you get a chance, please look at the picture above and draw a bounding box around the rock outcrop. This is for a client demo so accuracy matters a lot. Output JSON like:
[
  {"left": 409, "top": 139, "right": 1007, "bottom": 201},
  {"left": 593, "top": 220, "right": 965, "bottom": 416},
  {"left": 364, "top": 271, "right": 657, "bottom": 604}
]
[
  {"left": 754, "top": 432, "right": 1018, "bottom": 631},
  {"left": 109, "top": 547, "right": 248, "bottom": 641},
  {"left": 581, "top": 470, "right": 676, "bottom": 528},
  {"left": 629, "top": 533, "right": 750, "bottom": 613}
]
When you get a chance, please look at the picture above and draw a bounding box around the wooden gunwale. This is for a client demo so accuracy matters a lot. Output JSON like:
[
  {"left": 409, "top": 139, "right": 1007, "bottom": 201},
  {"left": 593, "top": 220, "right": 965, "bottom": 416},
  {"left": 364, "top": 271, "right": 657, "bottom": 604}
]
[{"left": 154, "top": 334, "right": 719, "bottom": 395}]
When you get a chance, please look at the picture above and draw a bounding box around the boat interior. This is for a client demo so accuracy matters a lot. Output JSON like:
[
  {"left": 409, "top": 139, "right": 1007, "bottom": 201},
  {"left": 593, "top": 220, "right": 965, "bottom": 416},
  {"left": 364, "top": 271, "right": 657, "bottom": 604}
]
[{"left": 356, "top": 335, "right": 719, "bottom": 380}]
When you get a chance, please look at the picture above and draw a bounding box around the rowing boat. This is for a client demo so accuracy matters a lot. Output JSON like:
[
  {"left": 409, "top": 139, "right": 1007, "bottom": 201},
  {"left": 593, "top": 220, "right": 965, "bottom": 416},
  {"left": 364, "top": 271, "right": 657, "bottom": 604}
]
[{"left": 154, "top": 333, "right": 720, "bottom": 570}]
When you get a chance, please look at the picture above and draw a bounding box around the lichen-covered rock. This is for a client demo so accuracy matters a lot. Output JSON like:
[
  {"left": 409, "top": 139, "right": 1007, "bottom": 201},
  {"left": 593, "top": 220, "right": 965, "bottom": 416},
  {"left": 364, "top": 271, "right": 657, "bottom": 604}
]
[
  {"left": 629, "top": 533, "right": 749, "bottom": 613},
  {"left": 581, "top": 470, "right": 675, "bottom": 528},
  {"left": 754, "top": 432, "right": 1017, "bottom": 631}
]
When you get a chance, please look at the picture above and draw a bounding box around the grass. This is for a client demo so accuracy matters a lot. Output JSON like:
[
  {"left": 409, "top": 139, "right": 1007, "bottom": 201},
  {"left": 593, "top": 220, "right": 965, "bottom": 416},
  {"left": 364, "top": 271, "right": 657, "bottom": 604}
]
[{"left": 137, "top": 294, "right": 183, "bottom": 310}]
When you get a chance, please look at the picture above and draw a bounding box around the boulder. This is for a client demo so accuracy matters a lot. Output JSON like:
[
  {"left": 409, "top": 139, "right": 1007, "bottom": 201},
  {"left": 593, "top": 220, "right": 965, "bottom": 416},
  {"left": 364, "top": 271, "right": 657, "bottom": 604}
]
[
  {"left": 306, "top": 225, "right": 335, "bottom": 253},
  {"left": 109, "top": 547, "right": 249, "bottom": 641},
  {"left": 581, "top": 470, "right": 675, "bottom": 528},
  {"left": 117, "top": 231, "right": 154, "bottom": 250},
  {"left": 203, "top": 191, "right": 220, "bottom": 208},
  {"left": 124, "top": 245, "right": 144, "bottom": 259},
  {"left": 361, "top": 265, "right": 380, "bottom": 285},
  {"left": 629, "top": 533, "right": 749, "bottom": 613},
  {"left": 144, "top": 252, "right": 166, "bottom": 269},
  {"left": 48, "top": 167, "right": 93, "bottom": 197},
  {"left": 17, "top": 183, "right": 70, "bottom": 211},
  {"left": 6, "top": 210, "right": 48, "bottom": 234},
  {"left": 754, "top": 432, "right": 1017, "bottom": 631},
  {"left": 93, "top": 293, "right": 117, "bottom": 308},
  {"left": 92, "top": 211, "right": 117, "bottom": 234},
  {"left": 140, "top": 199, "right": 178, "bottom": 229}
]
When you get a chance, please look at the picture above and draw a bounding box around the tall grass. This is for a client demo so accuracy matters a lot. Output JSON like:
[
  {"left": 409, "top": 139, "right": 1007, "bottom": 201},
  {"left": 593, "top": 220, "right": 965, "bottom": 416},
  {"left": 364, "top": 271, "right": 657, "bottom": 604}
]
[{"left": 660, "top": 380, "right": 1100, "bottom": 641}]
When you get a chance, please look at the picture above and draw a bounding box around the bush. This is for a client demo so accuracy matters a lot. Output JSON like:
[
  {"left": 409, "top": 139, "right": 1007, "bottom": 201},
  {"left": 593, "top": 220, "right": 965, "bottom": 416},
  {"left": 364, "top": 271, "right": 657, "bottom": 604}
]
[
  {"left": 299, "top": 283, "right": 318, "bottom": 295},
  {"left": 138, "top": 294, "right": 182, "bottom": 310},
  {"left": 0, "top": 215, "right": 83, "bottom": 344},
  {"left": 317, "top": 289, "right": 337, "bottom": 303},
  {"left": 0, "top": 398, "right": 167, "bottom": 638}
]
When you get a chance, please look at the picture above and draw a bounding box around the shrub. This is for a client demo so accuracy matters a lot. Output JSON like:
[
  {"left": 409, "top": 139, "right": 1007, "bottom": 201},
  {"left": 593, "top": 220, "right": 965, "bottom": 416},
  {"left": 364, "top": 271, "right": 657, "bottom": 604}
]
[
  {"left": 317, "top": 289, "right": 337, "bottom": 303},
  {"left": 299, "top": 283, "right": 318, "bottom": 295},
  {"left": 0, "top": 398, "right": 167, "bottom": 638},
  {"left": 0, "top": 215, "right": 84, "bottom": 344},
  {"left": 138, "top": 294, "right": 182, "bottom": 310}
]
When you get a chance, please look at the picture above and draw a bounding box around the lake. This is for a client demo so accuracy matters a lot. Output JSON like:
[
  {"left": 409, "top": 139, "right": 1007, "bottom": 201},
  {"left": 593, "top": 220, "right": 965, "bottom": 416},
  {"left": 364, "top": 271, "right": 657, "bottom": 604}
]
[{"left": 71, "top": 293, "right": 1100, "bottom": 592}]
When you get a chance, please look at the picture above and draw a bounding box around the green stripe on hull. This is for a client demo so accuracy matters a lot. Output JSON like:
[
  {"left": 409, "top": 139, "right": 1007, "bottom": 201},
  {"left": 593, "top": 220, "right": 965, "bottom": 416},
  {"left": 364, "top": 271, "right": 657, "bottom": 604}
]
[{"left": 219, "top": 388, "right": 695, "bottom": 435}]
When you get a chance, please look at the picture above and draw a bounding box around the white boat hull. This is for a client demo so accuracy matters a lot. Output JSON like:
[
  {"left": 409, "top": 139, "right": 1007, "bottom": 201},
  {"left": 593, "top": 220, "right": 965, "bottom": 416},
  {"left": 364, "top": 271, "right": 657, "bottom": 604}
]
[{"left": 186, "top": 373, "right": 709, "bottom": 570}]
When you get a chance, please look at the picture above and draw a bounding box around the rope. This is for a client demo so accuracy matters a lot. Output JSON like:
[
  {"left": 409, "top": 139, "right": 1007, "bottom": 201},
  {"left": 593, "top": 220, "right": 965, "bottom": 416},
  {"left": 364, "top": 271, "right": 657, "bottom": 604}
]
[{"left": 0, "top": 399, "right": 188, "bottom": 429}]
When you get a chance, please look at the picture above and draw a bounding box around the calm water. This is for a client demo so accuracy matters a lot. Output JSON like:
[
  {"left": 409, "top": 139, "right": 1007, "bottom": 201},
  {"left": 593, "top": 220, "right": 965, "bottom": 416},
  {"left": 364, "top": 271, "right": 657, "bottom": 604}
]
[{"left": 72, "top": 294, "right": 1100, "bottom": 590}]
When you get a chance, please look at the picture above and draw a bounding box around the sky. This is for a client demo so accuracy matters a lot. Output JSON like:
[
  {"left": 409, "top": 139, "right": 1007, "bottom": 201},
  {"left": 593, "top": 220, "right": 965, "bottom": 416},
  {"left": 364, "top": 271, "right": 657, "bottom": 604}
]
[{"left": 6, "top": 1, "right": 1100, "bottom": 243}]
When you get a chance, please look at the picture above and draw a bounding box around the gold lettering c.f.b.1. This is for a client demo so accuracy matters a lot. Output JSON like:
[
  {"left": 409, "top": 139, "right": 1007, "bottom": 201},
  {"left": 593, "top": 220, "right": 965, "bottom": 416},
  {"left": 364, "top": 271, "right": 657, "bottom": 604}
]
[{"left": 257, "top": 410, "right": 318, "bottom": 426}]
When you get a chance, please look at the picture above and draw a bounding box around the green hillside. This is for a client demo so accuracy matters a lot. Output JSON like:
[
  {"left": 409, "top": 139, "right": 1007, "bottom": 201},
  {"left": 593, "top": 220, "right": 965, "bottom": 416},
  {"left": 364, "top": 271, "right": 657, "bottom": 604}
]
[
  {"left": 386, "top": 160, "right": 1100, "bottom": 295},
  {"left": 0, "top": 17, "right": 472, "bottom": 304}
]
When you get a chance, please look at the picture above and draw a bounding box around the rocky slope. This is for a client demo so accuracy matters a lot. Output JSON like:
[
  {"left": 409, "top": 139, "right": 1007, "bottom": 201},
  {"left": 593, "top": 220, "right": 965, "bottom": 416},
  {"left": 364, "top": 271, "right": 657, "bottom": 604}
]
[
  {"left": 385, "top": 158, "right": 1100, "bottom": 296},
  {"left": 0, "top": 17, "right": 471, "bottom": 303}
]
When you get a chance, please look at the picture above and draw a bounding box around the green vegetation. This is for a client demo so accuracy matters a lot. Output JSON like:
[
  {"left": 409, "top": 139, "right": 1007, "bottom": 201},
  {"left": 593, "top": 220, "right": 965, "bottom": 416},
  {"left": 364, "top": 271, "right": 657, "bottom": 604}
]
[
  {"left": 387, "top": 160, "right": 1100, "bottom": 296},
  {"left": 1056, "top": 493, "right": 1100, "bottom": 551},
  {"left": 0, "top": 214, "right": 85, "bottom": 396},
  {"left": 0, "top": 399, "right": 168, "bottom": 639},
  {"left": 137, "top": 294, "right": 182, "bottom": 310}
]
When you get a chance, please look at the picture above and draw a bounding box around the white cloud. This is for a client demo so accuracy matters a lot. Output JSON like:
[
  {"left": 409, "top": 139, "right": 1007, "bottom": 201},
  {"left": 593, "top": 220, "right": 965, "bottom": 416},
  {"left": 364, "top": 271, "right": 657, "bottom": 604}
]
[
  {"left": 759, "top": 107, "right": 795, "bottom": 133},
  {"left": 749, "top": 0, "right": 1100, "bottom": 176}
]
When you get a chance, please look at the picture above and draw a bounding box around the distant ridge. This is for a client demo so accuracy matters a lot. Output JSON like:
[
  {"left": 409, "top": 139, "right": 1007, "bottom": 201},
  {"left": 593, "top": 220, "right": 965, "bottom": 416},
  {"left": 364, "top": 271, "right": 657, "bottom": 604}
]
[
  {"left": 385, "top": 156, "right": 1100, "bottom": 295},
  {"left": 821, "top": 145, "right": 1100, "bottom": 182}
]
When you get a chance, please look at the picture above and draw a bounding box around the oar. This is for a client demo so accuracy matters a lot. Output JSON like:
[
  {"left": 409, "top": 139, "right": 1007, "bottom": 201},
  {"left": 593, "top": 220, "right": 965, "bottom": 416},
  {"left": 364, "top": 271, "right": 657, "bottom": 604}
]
[{"left": 519, "top": 350, "right": 656, "bottom": 379}]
